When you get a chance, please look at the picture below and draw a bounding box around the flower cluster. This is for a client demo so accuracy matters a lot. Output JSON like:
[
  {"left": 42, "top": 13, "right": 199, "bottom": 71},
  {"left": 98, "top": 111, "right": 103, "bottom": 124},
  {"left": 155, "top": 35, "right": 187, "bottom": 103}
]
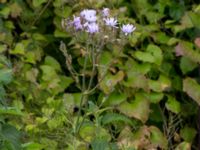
[{"left": 67, "top": 8, "right": 136, "bottom": 36}]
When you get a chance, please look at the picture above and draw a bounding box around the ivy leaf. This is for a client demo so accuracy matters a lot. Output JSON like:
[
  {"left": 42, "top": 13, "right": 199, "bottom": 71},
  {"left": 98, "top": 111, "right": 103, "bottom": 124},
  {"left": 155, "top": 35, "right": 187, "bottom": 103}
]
[
  {"left": 165, "top": 96, "right": 181, "bottom": 114},
  {"left": 117, "top": 92, "right": 150, "bottom": 123},
  {"left": 183, "top": 78, "right": 200, "bottom": 106}
]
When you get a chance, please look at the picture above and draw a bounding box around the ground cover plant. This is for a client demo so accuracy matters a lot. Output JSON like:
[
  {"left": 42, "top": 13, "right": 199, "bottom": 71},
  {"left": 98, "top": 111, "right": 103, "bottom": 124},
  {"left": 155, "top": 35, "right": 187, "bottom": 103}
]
[{"left": 1, "top": 0, "right": 200, "bottom": 149}]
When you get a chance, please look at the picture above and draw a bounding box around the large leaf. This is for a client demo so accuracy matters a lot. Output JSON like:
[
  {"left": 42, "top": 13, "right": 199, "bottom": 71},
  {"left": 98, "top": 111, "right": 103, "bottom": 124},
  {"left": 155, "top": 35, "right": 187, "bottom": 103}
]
[
  {"left": 183, "top": 78, "right": 200, "bottom": 105},
  {"left": 134, "top": 44, "right": 163, "bottom": 65},
  {"left": 117, "top": 92, "right": 150, "bottom": 123}
]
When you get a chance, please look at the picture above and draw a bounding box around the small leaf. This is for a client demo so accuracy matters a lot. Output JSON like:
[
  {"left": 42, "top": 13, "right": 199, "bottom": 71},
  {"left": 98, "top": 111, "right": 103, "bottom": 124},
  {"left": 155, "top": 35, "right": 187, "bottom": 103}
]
[
  {"left": 0, "top": 107, "right": 23, "bottom": 116},
  {"left": 175, "top": 142, "right": 191, "bottom": 150},
  {"left": 101, "top": 113, "right": 133, "bottom": 126},
  {"left": 145, "top": 92, "right": 164, "bottom": 103},
  {"left": 10, "top": 43, "right": 25, "bottom": 55},
  {"left": 183, "top": 78, "right": 200, "bottom": 106},
  {"left": 44, "top": 56, "right": 61, "bottom": 71},
  {"left": 103, "top": 92, "right": 127, "bottom": 106},
  {"left": 180, "top": 57, "right": 198, "bottom": 74},
  {"left": 149, "top": 126, "right": 168, "bottom": 149},
  {"left": 32, "top": 0, "right": 48, "bottom": 7},
  {"left": 165, "top": 96, "right": 181, "bottom": 114},
  {"left": 0, "top": 69, "right": 12, "bottom": 84},
  {"left": 180, "top": 126, "right": 197, "bottom": 142}
]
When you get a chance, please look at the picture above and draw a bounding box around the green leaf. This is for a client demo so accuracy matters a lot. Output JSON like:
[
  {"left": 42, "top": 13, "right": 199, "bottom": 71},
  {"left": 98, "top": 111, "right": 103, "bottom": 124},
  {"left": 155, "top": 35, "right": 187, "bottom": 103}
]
[
  {"left": 165, "top": 96, "right": 181, "bottom": 114},
  {"left": 134, "top": 44, "right": 163, "bottom": 65},
  {"left": 117, "top": 92, "right": 150, "bottom": 123},
  {"left": 101, "top": 113, "right": 133, "bottom": 126},
  {"left": 180, "top": 57, "right": 198, "bottom": 74},
  {"left": 0, "top": 69, "right": 12, "bottom": 84},
  {"left": 79, "top": 123, "right": 111, "bottom": 143},
  {"left": 145, "top": 92, "right": 164, "bottom": 103},
  {"left": 0, "top": 124, "right": 22, "bottom": 150},
  {"left": 44, "top": 56, "right": 61, "bottom": 71},
  {"left": 91, "top": 138, "right": 109, "bottom": 150},
  {"left": 175, "top": 142, "right": 191, "bottom": 150},
  {"left": 183, "top": 77, "right": 200, "bottom": 106},
  {"left": 149, "top": 126, "right": 168, "bottom": 149},
  {"left": 10, "top": 43, "right": 25, "bottom": 55},
  {"left": 22, "top": 142, "right": 44, "bottom": 150},
  {"left": 148, "top": 75, "right": 171, "bottom": 92},
  {"left": 103, "top": 92, "right": 127, "bottom": 106},
  {"left": 32, "top": 0, "right": 48, "bottom": 7},
  {"left": 100, "top": 71, "right": 124, "bottom": 94},
  {"left": 180, "top": 126, "right": 197, "bottom": 142},
  {"left": 0, "top": 107, "right": 23, "bottom": 116}
]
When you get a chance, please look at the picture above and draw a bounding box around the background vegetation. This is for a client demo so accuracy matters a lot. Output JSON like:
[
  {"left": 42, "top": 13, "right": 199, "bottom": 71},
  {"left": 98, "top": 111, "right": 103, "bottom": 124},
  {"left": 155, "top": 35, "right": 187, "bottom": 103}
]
[{"left": 1, "top": 0, "right": 200, "bottom": 149}]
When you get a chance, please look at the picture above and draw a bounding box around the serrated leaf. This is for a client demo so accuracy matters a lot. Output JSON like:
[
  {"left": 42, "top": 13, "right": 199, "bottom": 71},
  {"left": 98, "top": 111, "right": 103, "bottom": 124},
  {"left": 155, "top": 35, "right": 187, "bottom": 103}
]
[{"left": 183, "top": 78, "right": 200, "bottom": 106}]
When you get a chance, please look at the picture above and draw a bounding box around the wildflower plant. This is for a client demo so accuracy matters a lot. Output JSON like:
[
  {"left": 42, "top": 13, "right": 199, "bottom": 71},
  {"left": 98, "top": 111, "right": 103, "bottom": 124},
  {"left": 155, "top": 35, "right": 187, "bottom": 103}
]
[{"left": 60, "top": 8, "right": 136, "bottom": 144}]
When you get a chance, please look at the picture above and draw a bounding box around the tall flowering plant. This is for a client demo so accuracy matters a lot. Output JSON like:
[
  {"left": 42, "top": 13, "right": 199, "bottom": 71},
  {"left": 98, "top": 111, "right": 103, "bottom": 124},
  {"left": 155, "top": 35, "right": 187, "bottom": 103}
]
[{"left": 60, "top": 8, "right": 136, "bottom": 144}]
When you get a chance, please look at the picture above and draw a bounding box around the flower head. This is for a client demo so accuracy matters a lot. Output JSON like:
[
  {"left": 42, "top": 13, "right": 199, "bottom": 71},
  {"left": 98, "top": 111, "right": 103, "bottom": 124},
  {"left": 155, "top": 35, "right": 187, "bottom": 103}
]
[
  {"left": 104, "top": 18, "right": 118, "bottom": 28},
  {"left": 72, "top": 16, "right": 83, "bottom": 30},
  {"left": 102, "top": 8, "right": 110, "bottom": 17},
  {"left": 87, "top": 23, "right": 99, "bottom": 34},
  {"left": 121, "top": 24, "right": 136, "bottom": 35},
  {"left": 80, "top": 9, "right": 97, "bottom": 22}
]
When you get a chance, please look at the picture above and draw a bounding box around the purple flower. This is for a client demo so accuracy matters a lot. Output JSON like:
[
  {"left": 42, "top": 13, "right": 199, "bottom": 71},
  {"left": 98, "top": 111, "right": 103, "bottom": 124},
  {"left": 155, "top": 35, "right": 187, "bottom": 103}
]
[
  {"left": 102, "top": 8, "right": 109, "bottom": 17},
  {"left": 121, "top": 24, "right": 136, "bottom": 35},
  {"left": 104, "top": 17, "right": 118, "bottom": 28},
  {"left": 87, "top": 23, "right": 99, "bottom": 34},
  {"left": 72, "top": 16, "right": 83, "bottom": 30},
  {"left": 80, "top": 9, "right": 97, "bottom": 22}
]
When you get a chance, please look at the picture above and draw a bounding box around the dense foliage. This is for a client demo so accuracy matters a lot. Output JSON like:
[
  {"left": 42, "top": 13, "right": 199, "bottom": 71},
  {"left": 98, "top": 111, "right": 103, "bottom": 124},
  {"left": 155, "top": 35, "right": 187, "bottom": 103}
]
[{"left": 1, "top": 0, "right": 200, "bottom": 149}]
